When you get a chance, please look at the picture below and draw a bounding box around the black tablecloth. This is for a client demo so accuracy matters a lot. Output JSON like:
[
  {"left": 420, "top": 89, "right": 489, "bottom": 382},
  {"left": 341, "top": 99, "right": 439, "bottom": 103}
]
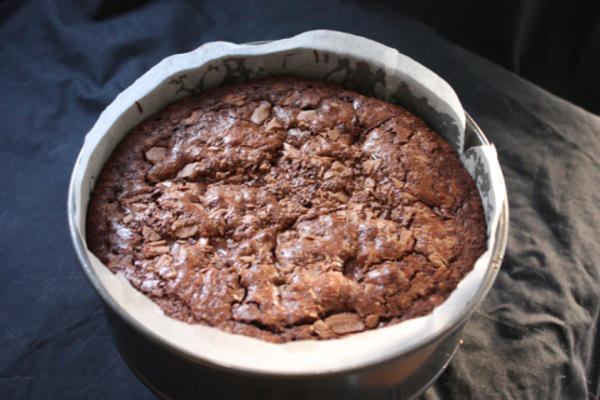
[{"left": 1, "top": 1, "right": 599, "bottom": 399}]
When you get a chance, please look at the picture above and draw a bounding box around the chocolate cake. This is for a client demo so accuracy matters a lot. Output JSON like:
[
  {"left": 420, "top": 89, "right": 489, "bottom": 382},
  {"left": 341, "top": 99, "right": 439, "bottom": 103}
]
[{"left": 86, "top": 77, "right": 487, "bottom": 343}]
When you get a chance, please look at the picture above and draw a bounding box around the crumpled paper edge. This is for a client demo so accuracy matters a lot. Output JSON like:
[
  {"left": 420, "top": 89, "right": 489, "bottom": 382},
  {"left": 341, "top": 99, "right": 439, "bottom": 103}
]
[{"left": 71, "top": 30, "right": 505, "bottom": 374}]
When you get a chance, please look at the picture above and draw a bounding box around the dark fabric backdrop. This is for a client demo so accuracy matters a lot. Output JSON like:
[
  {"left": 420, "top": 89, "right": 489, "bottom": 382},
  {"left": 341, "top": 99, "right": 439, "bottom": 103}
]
[
  {"left": 396, "top": 0, "right": 600, "bottom": 115},
  {"left": 0, "top": 1, "right": 598, "bottom": 399}
]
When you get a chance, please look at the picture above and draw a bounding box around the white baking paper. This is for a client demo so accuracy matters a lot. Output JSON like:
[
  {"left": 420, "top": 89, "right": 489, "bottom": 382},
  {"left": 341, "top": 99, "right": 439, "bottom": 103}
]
[{"left": 70, "top": 30, "right": 506, "bottom": 374}]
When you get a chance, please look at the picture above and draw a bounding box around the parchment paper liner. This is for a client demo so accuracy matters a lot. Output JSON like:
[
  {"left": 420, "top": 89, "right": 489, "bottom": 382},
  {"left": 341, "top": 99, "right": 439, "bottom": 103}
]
[{"left": 70, "top": 30, "right": 506, "bottom": 374}]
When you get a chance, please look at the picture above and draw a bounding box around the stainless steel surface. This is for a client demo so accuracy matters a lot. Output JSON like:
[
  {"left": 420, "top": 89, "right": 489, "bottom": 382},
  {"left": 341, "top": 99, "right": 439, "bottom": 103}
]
[{"left": 104, "top": 305, "right": 465, "bottom": 400}]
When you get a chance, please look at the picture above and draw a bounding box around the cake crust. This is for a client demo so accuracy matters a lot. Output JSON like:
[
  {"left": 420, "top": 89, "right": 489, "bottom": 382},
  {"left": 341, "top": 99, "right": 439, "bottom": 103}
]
[{"left": 86, "top": 77, "right": 487, "bottom": 343}]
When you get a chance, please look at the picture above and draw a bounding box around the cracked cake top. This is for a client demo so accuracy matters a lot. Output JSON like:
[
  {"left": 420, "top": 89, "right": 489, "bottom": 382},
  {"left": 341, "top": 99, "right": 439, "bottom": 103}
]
[{"left": 86, "top": 76, "right": 487, "bottom": 343}]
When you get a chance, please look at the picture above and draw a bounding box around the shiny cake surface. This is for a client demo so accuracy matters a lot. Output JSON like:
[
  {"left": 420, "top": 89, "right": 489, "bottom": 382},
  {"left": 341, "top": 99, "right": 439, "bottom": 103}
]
[{"left": 87, "top": 77, "right": 487, "bottom": 343}]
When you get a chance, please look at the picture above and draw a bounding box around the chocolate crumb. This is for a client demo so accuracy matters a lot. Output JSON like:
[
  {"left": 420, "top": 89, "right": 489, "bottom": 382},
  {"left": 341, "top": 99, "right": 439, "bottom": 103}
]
[
  {"left": 325, "top": 313, "right": 365, "bottom": 335},
  {"left": 365, "top": 314, "right": 380, "bottom": 329}
]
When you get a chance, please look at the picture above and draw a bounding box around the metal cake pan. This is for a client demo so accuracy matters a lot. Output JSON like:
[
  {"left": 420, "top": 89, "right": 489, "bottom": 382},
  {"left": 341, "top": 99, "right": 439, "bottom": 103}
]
[{"left": 68, "top": 31, "right": 508, "bottom": 399}]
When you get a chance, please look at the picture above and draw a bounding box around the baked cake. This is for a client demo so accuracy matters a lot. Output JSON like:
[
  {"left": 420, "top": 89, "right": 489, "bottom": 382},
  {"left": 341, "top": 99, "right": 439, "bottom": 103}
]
[{"left": 86, "top": 77, "right": 487, "bottom": 343}]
